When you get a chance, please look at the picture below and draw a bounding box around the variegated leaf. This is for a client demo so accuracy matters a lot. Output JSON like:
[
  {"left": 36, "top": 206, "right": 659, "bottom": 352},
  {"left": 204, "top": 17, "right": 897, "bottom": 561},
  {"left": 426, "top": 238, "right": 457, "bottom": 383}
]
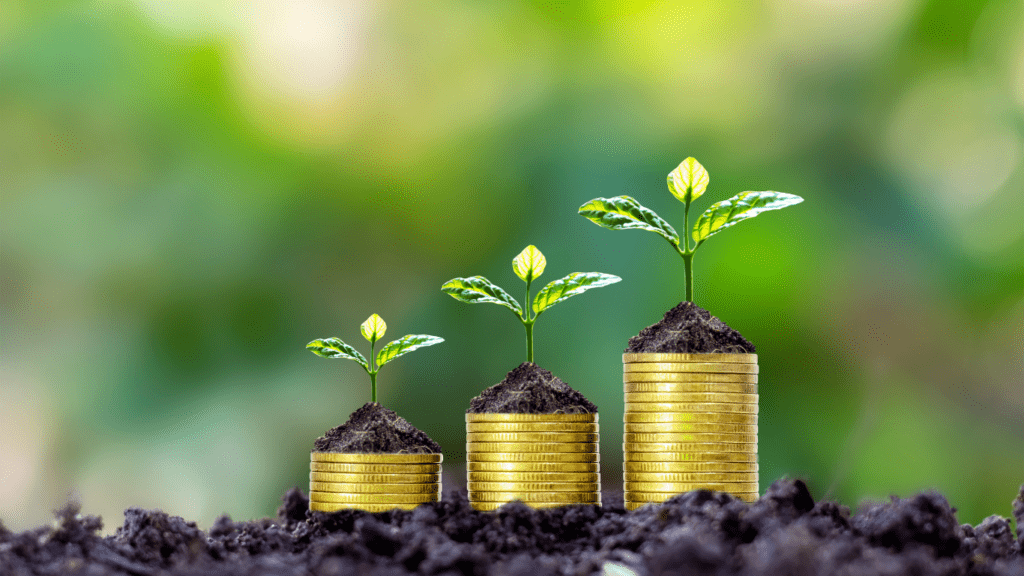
[
  {"left": 360, "top": 314, "right": 387, "bottom": 342},
  {"left": 512, "top": 245, "right": 546, "bottom": 283},
  {"left": 533, "top": 272, "right": 622, "bottom": 315},
  {"left": 376, "top": 334, "right": 444, "bottom": 367},
  {"left": 442, "top": 276, "right": 524, "bottom": 317},
  {"left": 306, "top": 337, "right": 368, "bottom": 370},
  {"left": 667, "top": 157, "right": 710, "bottom": 203},
  {"left": 578, "top": 196, "right": 680, "bottom": 247},
  {"left": 692, "top": 191, "right": 804, "bottom": 243}
]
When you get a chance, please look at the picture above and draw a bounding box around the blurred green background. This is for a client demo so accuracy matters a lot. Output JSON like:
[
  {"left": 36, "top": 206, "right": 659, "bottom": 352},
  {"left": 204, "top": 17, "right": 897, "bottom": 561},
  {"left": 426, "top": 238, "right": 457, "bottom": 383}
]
[{"left": 2, "top": 0, "right": 1022, "bottom": 534}]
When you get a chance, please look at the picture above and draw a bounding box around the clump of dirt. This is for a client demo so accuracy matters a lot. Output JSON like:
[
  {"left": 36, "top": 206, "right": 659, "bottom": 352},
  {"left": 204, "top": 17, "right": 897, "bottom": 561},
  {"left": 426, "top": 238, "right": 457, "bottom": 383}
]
[
  {"left": 313, "top": 402, "right": 441, "bottom": 454},
  {"left": 2, "top": 480, "right": 1021, "bottom": 575},
  {"left": 626, "top": 301, "right": 756, "bottom": 353},
  {"left": 468, "top": 362, "right": 598, "bottom": 414}
]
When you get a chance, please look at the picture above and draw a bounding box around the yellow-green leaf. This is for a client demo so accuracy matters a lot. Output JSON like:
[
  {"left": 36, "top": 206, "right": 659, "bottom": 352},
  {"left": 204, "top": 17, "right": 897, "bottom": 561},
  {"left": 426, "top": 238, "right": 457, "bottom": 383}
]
[
  {"left": 376, "top": 334, "right": 444, "bottom": 367},
  {"left": 532, "top": 272, "right": 621, "bottom": 315},
  {"left": 578, "top": 196, "right": 680, "bottom": 246},
  {"left": 306, "top": 337, "right": 368, "bottom": 370},
  {"left": 360, "top": 314, "right": 387, "bottom": 343},
  {"left": 692, "top": 191, "right": 804, "bottom": 243},
  {"left": 667, "top": 157, "right": 709, "bottom": 203},
  {"left": 442, "top": 276, "right": 524, "bottom": 317},
  {"left": 513, "top": 245, "right": 546, "bottom": 283}
]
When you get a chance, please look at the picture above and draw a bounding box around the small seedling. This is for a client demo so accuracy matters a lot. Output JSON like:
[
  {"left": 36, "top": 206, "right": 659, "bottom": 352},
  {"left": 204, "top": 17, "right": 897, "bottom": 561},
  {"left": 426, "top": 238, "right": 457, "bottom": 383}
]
[
  {"left": 579, "top": 157, "right": 803, "bottom": 303},
  {"left": 442, "top": 245, "right": 621, "bottom": 363},
  {"left": 307, "top": 314, "right": 443, "bottom": 403}
]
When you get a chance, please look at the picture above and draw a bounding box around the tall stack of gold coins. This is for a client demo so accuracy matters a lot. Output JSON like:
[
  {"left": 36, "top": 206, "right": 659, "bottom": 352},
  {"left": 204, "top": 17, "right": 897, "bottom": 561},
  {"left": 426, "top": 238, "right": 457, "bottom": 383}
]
[
  {"left": 622, "top": 352, "right": 758, "bottom": 510},
  {"left": 466, "top": 413, "right": 600, "bottom": 511},
  {"left": 309, "top": 452, "right": 442, "bottom": 512}
]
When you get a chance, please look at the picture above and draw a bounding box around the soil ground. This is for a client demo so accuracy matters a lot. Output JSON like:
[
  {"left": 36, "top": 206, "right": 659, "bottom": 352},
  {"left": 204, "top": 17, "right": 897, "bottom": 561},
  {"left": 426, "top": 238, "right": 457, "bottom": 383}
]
[
  {"left": 313, "top": 402, "right": 441, "bottom": 454},
  {"left": 626, "top": 302, "right": 756, "bottom": 354},
  {"left": 468, "top": 362, "right": 598, "bottom": 414},
  {"left": 2, "top": 479, "right": 1021, "bottom": 575}
]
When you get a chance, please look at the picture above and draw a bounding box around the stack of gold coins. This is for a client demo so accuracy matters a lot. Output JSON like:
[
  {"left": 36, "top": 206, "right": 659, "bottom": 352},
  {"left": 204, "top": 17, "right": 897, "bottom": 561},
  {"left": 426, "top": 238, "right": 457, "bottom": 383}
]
[
  {"left": 622, "top": 352, "right": 758, "bottom": 510},
  {"left": 466, "top": 413, "right": 600, "bottom": 511},
  {"left": 309, "top": 452, "right": 442, "bottom": 512}
]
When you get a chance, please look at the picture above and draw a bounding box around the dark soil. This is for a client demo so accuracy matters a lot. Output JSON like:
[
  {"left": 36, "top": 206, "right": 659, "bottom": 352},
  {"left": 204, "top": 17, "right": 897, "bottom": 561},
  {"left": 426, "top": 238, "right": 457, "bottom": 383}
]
[
  {"left": 626, "top": 302, "right": 757, "bottom": 354},
  {"left": 313, "top": 402, "right": 441, "bottom": 454},
  {"left": 467, "top": 362, "right": 598, "bottom": 414},
  {"left": 2, "top": 479, "right": 1021, "bottom": 575}
]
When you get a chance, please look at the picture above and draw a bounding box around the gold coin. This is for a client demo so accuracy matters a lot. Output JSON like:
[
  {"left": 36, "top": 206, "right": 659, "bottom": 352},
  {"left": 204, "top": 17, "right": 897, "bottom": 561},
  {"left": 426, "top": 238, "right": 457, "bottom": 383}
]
[
  {"left": 624, "top": 372, "right": 757, "bottom": 383},
  {"left": 471, "top": 501, "right": 596, "bottom": 511},
  {"left": 310, "top": 472, "right": 440, "bottom": 484},
  {"left": 624, "top": 382, "right": 757, "bottom": 394},
  {"left": 468, "top": 492, "right": 600, "bottom": 503},
  {"left": 623, "top": 352, "right": 757, "bottom": 363},
  {"left": 624, "top": 471, "right": 758, "bottom": 483},
  {"left": 310, "top": 462, "right": 441, "bottom": 474},
  {"left": 466, "top": 432, "right": 599, "bottom": 443},
  {"left": 468, "top": 471, "right": 600, "bottom": 483},
  {"left": 468, "top": 452, "right": 598, "bottom": 463},
  {"left": 624, "top": 441, "right": 756, "bottom": 453},
  {"left": 625, "top": 452, "right": 757, "bottom": 462},
  {"left": 624, "top": 432, "right": 757, "bottom": 444},
  {"left": 625, "top": 422, "right": 757, "bottom": 434},
  {"left": 309, "top": 491, "right": 439, "bottom": 504},
  {"left": 466, "top": 413, "right": 597, "bottom": 423},
  {"left": 624, "top": 482, "right": 759, "bottom": 493},
  {"left": 625, "top": 392, "right": 757, "bottom": 404},
  {"left": 466, "top": 422, "right": 599, "bottom": 433},
  {"left": 623, "top": 494, "right": 757, "bottom": 510},
  {"left": 309, "top": 482, "right": 440, "bottom": 494},
  {"left": 625, "top": 412, "right": 757, "bottom": 424},
  {"left": 310, "top": 453, "right": 442, "bottom": 464},
  {"left": 625, "top": 402, "right": 758, "bottom": 414},
  {"left": 309, "top": 501, "right": 419, "bottom": 512},
  {"left": 467, "top": 442, "right": 598, "bottom": 453},
  {"left": 467, "top": 461, "right": 599, "bottom": 473},
  {"left": 467, "top": 482, "right": 599, "bottom": 492},
  {"left": 626, "top": 491, "right": 759, "bottom": 501},
  {"left": 625, "top": 461, "right": 758, "bottom": 473},
  {"left": 624, "top": 363, "right": 758, "bottom": 374}
]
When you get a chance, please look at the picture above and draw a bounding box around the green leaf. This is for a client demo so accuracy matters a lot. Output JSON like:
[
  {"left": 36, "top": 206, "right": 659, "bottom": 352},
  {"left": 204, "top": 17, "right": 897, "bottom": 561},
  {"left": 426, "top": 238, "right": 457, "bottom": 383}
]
[
  {"left": 578, "top": 196, "right": 680, "bottom": 247},
  {"left": 533, "top": 272, "right": 622, "bottom": 315},
  {"left": 441, "top": 276, "right": 524, "bottom": 317},
  {"left": 376, "top": 334, "right": 444, "bottom": 367},
  {"left": 667, "top": 157, "right": 709, "bottom": 203},
  {"left": 360, "top": 314, "right": 386, "bottom": 343},
  {"left": 512, "top": 245, "right": 546, "bottom": 283},
  {"left": 692, "top": 191, "right": 804, "bottom": 243},
  {"left": 306, "top": 338, "right": 368, "bottom": 370}
]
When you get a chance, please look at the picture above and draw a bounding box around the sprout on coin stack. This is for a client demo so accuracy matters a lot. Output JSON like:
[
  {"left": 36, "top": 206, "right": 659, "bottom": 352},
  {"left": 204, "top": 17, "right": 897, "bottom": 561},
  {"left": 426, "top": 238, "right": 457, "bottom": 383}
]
[
  {"left": 580, "top": 157, "right": 803, "bottom": 510},
  {"left": 442, "top": 246, "right": 621, "bottom": 511},
  {"left": 305, "top": 314, "right": 444, "bottom": 513}
]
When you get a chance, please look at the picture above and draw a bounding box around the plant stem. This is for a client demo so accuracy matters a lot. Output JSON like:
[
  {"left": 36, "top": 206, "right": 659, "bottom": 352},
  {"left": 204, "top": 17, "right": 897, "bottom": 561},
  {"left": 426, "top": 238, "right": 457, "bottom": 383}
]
[
  {"left": 369, "top": 339, "right": 377, "bottom": 403},
  {"left": 682, "top": 251, "right": 694, "bottom": 303},
  {"left": 525, "top": 320, "right": 534, "bottom": 364}
]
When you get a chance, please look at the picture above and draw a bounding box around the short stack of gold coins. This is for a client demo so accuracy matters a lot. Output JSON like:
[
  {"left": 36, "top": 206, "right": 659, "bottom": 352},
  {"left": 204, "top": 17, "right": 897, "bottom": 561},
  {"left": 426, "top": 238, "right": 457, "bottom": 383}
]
[
  {"left": 466, "top": 413, "right": 600, "bottom": 511},
  {"left": 622, "top": 352, "right": 758, "bottom": 510},
  {"left": 309, "top": 452, "right": 442, "bottom": 512}
]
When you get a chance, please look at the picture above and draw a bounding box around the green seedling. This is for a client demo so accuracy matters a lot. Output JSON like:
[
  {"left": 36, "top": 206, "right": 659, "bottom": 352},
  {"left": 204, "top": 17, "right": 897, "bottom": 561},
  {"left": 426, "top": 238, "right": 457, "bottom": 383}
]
[
  {"left": 307, "top": 314, "right": 443, "bottom": 403},
  {"left": 579, "top": 157, "right": 803, "bottom": 303},
  {"left": 442, "top": 245, "right": 621, "bottom": 363}
]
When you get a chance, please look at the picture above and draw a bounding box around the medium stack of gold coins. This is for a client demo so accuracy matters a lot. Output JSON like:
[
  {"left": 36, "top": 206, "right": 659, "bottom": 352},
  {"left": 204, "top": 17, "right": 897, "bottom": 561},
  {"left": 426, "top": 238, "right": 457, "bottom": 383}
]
[
  {"left": 466, "top": 413, "right": 600, "bottom": 511},
  {"left": 622, "top": 352, "right": 758, "bottom": 510},
  {"left": 309, "top": 452, "right": 442, "bottom": 512}
]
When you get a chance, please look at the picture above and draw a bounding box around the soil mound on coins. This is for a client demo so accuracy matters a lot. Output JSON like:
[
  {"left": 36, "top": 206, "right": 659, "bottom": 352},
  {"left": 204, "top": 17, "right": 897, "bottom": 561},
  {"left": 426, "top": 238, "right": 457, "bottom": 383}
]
[
  {"left": 626, "top": 301, "right": 756, "bottom": 353},
  {"left": 313, "top": 402, "right": 441, "bottom": 454},
  {"left": 468, "top": 362, "right": 597, "bottom": 414},
  {"left": 3, "top": 479, "right": 1022, "bottom": 575}
]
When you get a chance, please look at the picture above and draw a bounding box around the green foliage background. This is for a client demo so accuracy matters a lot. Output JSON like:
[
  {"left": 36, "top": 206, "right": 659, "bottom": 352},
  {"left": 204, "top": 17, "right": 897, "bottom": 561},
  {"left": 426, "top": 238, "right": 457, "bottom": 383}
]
[{"left": 1, "top": 0, "right": 1022, "bottom": 533}]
